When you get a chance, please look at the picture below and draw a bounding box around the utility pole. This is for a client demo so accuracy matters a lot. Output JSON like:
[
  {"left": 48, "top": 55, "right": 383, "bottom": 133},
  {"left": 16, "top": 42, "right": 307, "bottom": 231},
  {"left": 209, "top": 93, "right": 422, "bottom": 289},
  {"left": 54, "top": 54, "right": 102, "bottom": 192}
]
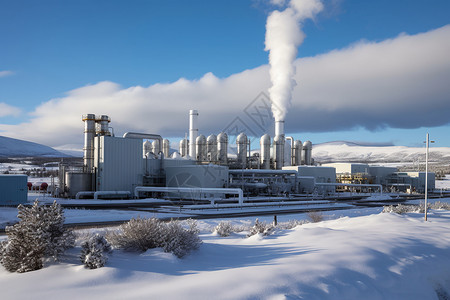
[{"left": 424, "top": 133, "right": 435, "bottom": 221}]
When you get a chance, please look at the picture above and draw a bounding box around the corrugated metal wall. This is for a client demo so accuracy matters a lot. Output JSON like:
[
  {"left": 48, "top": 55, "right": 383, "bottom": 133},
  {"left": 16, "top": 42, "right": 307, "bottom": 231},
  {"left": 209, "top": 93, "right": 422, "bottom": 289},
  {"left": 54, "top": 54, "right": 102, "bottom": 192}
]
[
  {"left": 95, "top": 136, "right": 143, "bottom": 193},
  {"left": 0, "top": 175, "right": 28, "bottom": 205}
]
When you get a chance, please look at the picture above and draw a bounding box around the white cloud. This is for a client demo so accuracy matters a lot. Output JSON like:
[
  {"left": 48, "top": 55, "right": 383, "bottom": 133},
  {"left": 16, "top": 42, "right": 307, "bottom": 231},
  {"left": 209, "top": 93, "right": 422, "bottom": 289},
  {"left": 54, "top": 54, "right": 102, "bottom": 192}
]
[
  {"left": 0, "top": 70, "right": 14, "bottom": 78},
  {"left": 0, "top": 25, "right": 449, "bottom": 148},
  {"left": 0, "top": 103, "right": 21, "bottom": 117}
]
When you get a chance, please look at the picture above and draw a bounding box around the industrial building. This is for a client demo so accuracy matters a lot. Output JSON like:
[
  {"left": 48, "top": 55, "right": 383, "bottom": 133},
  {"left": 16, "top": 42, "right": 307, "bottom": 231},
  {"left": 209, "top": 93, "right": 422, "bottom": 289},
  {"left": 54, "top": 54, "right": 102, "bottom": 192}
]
[{"left": 56, "top": 111, "right": 436, "bottom": 201}]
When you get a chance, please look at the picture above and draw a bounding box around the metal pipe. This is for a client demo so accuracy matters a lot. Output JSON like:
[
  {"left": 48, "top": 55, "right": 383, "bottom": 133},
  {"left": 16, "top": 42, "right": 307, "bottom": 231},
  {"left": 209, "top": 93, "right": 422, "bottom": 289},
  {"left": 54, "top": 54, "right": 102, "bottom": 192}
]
[
  {"left": 93, "top": 191, "right": 132, "bottom": 200},
  {"left": 285, "top": 136, "right": 294, "bottom": 166},
  {"left": 134, "top": 186, "right": 244, "bottom": 206},
  {"left": 75, "top": 191, "right": 95, "bottom": 199},
  {"left": 189, "top": 109, "right": 198, "bottom": 159},
  {"left": 123, "top": 132, "right": 163, "bottom": 143}
]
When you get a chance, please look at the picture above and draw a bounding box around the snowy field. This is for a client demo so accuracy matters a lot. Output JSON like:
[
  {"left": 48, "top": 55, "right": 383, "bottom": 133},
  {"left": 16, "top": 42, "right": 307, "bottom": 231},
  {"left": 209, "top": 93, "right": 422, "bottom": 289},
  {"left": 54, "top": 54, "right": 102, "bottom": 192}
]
[{"left": 1, "top": 209, "right": 449, "bottom": 299}]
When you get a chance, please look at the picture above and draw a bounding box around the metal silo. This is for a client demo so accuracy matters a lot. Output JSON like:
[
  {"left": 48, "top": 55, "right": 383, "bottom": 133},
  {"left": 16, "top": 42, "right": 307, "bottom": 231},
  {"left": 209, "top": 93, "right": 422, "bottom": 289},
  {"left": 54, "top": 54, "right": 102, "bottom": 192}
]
[
  {"left": 273, "top": 135, "right": 285, "bottom": 170},
  {"left": 217, "top": 132, "right": 228, "bottom": 164},
  {"left": 152, "top": 139, "right": 161, "bottom": 155},
  {"left": 303, "top": 140, "right": 312, "bottom": 165},
  {"left": 162, "top": 139, "right": 170, "bottom": 158},
  {"left": 143, "top": 140, "right": 152, "bottom": 157},
  {"left": 189, "top": 110, "right": 198, "bottom": 160},
  {"left": 206, "top": 134, "right": 217, "bottom": 162},
  {"left": 236, "top": 132, "right": 248, "bottom": 168},
  {"left": 260, "top": 134, "right": 271, "bottom": 169},
  {"left": 179, "top": 138, "right": 188, "bottom": 157},
  {"left": 196, "top": 134, "right": 207, "bottom": 162},
  {"left": 293, "top": 140, "right": 302, "bottom": 166}
]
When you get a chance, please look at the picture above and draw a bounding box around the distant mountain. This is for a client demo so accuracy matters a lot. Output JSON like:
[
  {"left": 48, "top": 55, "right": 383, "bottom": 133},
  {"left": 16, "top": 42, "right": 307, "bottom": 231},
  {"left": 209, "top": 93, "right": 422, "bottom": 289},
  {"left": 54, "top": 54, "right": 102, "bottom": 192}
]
[
  {"left": 313, "top": 141, "right": 450, "bottom": 164},
  {"left": 0, "top": 136, "right": 70, "bottom": 157}
]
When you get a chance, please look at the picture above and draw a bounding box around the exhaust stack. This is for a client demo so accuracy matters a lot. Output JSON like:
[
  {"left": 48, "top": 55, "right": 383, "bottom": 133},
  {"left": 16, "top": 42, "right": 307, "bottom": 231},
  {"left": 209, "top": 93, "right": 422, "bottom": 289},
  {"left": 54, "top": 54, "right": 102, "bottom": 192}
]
[{"left": 189, "top": 110, "right": 198, "bottom": 159}]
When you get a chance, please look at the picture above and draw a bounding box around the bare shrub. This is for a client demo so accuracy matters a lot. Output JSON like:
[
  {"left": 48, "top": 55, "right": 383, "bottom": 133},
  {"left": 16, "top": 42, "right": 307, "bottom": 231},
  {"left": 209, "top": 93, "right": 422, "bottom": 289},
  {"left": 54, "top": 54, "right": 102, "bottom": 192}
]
[
  {"left": 107, "top": 217, "right": 201, "bottom": 258},
  {"left": 277, "top": 219, "right": 308, "bottom": 230},
  {"left": 106, "top": 217, "right": 164, "bottom": 252},
  {"left": 214, "top": 221, "right": 234, "bottom": 237},
  {"left": 248, "top": 219, "right": 274, "bottom": 237},
  {"left": 308, "top": 211, "right": 324, "bottom": 223}
]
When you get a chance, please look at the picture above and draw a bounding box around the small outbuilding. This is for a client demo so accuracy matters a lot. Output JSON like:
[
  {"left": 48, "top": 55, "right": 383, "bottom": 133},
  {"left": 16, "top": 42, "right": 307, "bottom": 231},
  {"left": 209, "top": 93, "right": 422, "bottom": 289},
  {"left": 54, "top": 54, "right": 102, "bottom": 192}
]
[{"left": 0, "top": 174, "right": 28, "bottom": 206}]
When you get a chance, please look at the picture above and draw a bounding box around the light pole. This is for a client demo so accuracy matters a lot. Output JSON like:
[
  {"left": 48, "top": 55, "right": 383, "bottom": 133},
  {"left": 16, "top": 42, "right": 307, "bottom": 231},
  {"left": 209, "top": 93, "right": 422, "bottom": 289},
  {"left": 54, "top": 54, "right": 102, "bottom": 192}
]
[{"left": 424, "top": 133, "right": 435, "bottom": 221}]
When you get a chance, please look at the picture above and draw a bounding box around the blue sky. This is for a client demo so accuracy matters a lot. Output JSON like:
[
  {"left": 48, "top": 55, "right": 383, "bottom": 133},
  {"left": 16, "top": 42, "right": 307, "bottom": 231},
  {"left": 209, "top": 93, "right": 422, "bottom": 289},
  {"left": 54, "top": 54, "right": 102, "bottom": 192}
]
[{"left": 1, "top": 0, "right": 450, "bottom": 148}]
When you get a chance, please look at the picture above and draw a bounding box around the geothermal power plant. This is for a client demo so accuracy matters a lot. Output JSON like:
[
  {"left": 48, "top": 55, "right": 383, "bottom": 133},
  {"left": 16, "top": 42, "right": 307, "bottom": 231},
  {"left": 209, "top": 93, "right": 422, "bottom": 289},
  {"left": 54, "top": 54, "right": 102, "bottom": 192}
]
[{"left": 53, "top": 110, "right": 435, "bottom": 204}]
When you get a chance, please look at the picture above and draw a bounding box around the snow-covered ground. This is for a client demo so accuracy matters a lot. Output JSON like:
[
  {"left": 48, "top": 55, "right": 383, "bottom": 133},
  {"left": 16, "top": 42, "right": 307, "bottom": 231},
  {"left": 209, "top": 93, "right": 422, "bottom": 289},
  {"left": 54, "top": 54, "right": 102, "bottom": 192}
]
[{"left": 1, "top": 209, "right": 449, "bottom": 299}]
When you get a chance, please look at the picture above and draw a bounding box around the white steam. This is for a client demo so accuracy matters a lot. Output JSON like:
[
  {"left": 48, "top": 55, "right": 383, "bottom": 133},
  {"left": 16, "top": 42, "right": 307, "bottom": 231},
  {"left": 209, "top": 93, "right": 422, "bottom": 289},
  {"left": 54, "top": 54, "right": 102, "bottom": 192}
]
[{"left": 265, "top": 0, "right": 323, "bottom": 121}]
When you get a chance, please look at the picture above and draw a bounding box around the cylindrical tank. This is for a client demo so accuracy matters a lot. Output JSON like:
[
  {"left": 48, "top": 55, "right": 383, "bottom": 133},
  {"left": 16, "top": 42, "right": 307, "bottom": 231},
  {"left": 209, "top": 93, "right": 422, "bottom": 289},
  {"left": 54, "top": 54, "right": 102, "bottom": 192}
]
[
  {"left": 96, "top": 115, "right": 111, "bottom": 136},
  {"left": 195, "top": 135, "right": 207, "bottom": 161},
  {"left": 143, "top": 140, "right": 152, "bottom": 157},
  {"left": 152, "top": 139, "right": 161, "bottom": 155},
  {"left": 303, "top": 140, "right": 312, "bottom": 165},
  {"left": 273, "top": 135, "right": 285, "bottom": 170},
  {"left": 162, "top": 139, "right": 170, "bottom": 158},
  {"left": 236, "top": 132, "right": 248, "bottom": 168},
  {"left": 65, "top": 172, "right": 92, "bottom": 198},
  {"left": 82, "top": 114, "right": 96, "bottom": 172},
  {"left": 206, "top": 134, "right": 217, "bottom": 162},
  {"left": 217, "top": 132, "right": 228, "bottom": 164},
  {"left": 293, "top": 140, "right": 302, "bottom": 165},
  {"left": 260, "top": 134, "right": 271, "bottom": 169},
  {"left": 189, "top": 110, "right": 198, "bottom": 160},
  {"left": 179, "top": 139, "right": 188, "bottom": 157}
]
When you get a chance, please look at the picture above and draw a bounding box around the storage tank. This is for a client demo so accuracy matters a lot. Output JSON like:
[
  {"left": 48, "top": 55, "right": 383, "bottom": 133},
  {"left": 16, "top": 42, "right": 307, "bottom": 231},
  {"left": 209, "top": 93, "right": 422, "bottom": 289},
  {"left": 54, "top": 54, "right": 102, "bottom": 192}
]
[
  {"left": 179, "top": 138, "right": 188, "bottom": 157},
  {"left": 196, "top": 135, "right": 207, "bottom": 161},
  {"left": 207, "top": 134, "right": 217, "bottom": 162},
  {"left": 152, "top": 139, "right": 161, "bottom": 155},
  {"left": 293, "top": 140, "right": 302, "bottom": 166},
  {"left": 273, "top": 135, "right": 285, "bottom": 170},
  {"left": 303, "top": 140, "right": 312, "bottom": 165},
  {"left": 217, "top": 132, "right": 228, "bottom": 164},
  {"left": 236, "top": 132, "right": 248, "bottom": 168},
  {"left": 65, "top": 172, "right": 92, "bottom": 198},
  {"left": 162, "top": 139, "right": 170, "bottom": 158},
  {"left": 260, "top": 134, "right": 271, "bottom": 169},
  {"left": 143, "top": 140, "right": 152, "bottom": 157}
]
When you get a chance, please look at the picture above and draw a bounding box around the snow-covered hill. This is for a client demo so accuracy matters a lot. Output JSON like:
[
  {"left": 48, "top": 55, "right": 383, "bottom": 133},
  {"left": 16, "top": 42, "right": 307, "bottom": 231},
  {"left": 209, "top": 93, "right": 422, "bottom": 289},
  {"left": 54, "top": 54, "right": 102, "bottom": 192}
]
[
  {"left": 313, "top": 141, "right": 450, "bottom": 164},
  {"left": 0, "top": 136, "right": 70, "bottom": 157}
]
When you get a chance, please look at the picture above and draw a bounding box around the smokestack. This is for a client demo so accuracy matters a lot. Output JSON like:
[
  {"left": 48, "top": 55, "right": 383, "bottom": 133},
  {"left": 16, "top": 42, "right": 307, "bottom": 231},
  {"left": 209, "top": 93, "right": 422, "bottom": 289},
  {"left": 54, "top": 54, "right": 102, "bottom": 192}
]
[
  {"left": 189, "top": 109, "right": 198, "bottom": 159},
  {"left": 82, "top": 114, "right": 96, "bottom": 172},
  {"left": 275, "top": 120, "right": 285, "bottom": 137}
]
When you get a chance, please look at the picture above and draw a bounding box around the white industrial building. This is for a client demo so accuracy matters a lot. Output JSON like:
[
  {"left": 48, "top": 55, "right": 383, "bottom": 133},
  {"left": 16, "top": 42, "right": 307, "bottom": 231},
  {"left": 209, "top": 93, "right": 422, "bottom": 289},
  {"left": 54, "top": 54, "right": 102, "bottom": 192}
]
[{"left": 56, "top": 111, "right": 436, "bottom": 200}]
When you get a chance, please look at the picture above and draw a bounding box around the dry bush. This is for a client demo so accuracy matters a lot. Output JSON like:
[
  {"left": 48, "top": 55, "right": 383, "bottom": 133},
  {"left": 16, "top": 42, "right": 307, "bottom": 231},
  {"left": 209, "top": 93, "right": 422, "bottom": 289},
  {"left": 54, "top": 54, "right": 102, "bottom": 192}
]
[{"left": 307, "top": 211, "right": 324, "bottom": 223}]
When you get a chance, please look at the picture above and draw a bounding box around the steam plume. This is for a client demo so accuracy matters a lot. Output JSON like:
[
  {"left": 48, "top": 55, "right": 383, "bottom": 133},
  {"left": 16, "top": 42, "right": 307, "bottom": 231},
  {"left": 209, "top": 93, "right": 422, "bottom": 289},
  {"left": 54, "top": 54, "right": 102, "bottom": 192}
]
[{"left": 265, "top": 0, "right": 323, "bottom": 122}]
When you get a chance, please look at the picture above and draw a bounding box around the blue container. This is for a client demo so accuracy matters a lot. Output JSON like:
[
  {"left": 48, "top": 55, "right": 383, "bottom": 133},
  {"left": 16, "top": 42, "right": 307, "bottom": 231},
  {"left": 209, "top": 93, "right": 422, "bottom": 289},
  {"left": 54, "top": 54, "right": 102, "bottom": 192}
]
[{"left": 0, "top": 174, "right": 28, "bottom": 206}]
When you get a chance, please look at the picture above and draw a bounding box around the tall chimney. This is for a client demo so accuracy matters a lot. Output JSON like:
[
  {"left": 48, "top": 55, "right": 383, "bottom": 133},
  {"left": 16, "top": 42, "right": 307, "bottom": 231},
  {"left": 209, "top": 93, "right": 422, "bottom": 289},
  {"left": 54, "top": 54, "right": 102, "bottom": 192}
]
[
  {"left": 275, "top": 120, "right": 285, "bottom": 137},
  {"left": 82, "top": 114, "right": 96, "bottom": 172},
  {"left": 189, "top": 109, "right": 198, "bottom": 159}
]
